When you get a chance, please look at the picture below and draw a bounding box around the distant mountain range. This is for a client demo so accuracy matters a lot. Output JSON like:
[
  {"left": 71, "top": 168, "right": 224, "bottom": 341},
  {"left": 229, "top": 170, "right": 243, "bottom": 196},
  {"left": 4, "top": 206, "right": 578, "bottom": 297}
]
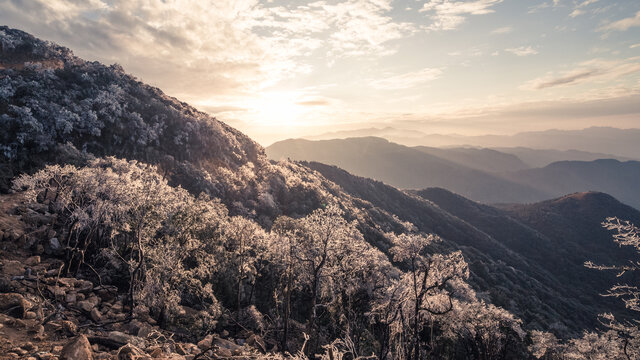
[
  {"left": 267, "top": 137, "right": 640, "bottom": 209},
  {"left": 305, "top": 126, "right": 640, "bottom": 159}
]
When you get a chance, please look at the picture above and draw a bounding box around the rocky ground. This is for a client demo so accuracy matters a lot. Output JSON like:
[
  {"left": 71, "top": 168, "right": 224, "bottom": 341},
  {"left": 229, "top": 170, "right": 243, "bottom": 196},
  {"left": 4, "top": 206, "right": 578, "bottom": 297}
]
[{"left": 0, "top": 193, "right": 270, "bottom": 360}]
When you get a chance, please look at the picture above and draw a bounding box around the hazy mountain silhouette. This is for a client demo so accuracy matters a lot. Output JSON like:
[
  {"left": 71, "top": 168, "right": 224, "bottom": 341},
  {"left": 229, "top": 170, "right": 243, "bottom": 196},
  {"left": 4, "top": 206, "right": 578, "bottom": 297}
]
[
  {"left": 504, "top": 159, "right": 640, "bottom": 209},
  {"left": 413, "top": 146, "right": 529, "bottom": 172},
  {"left": 267, "top": 137, "right": 547, "bottom": 203},
  {"left": 268, "top": 137, "right": 640, "bottom": 209},
  {"left": 309, "top": 126, "right": 640, "bottom": 159},
  {"left": 494, "top": 147, "right": 633, "bottom": 168}
]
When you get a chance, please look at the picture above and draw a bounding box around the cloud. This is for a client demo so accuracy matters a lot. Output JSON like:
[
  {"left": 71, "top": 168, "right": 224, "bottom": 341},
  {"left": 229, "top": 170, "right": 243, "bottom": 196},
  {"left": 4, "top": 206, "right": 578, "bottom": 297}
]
[
  {"left": 491, "top": 26, "right": 512, "bottom": 34},
  {"left": 505, "top": 46, "right": 538, "bottom": 56},
  {"left": 297, "top": 99, "right": 331, "bottom": 106},
  {"left": 420, "top": 0, "right": 503, "bottom": 30},
  {"left": 369, "top": 68, "right": 443, "bottom": 90},
  {"left": 599, "top": 11, "right": 640, "bottom": 32},
  {"left": 522, "top": 57, "right": 640, "bottom": 90},
  {"left": 569, "top": 0, "right": 598, "bottom": 17},
  {"left": 0, "top": 0, "right": 414, "bottom": 103}
]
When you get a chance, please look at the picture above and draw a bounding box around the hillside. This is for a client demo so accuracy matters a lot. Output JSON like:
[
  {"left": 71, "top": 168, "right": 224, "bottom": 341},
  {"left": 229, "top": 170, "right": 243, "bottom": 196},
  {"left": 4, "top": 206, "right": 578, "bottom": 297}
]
[
  {"left": 503, "top": 159, "right": 640, "bottom": 209},
  {"left": 304, "top": 162, "right": 638, "bottom": 333},
  {"left": 494, "top": 147, "right": 632, "bottom": 168},
  {"left": 267, "top": 137, "right": 547, "bottom": 204},
  {"left": 417, "top": 188, "right": 640, "bottom": 325},
  {"left": 413, "top": 146, "right": 529, "bottom": 172}
]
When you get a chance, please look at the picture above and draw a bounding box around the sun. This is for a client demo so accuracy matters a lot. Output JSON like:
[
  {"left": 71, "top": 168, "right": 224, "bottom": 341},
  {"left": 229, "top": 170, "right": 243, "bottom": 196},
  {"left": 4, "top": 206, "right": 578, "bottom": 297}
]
[{"left": 247, "top": 91, "right": 307, "bottom": 128}]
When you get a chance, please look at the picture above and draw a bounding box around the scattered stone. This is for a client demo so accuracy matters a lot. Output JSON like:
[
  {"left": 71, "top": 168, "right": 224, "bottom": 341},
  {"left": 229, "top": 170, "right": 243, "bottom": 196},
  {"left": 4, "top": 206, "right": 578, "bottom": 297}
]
[
  {"left": 107, "top": 331, "right": 146, "bottom": 349},
  {"left": 22, "top": 341, "right": 37, "bottom": 352},
  {"left": 2, "top": 260, "right": 25, "bottom": 276},
  {"left": 247, "top": 333, "right": 266, "bottom": 353},
  {"left": 25, "top": 255, "right": 41, "bottom": 266},
  {"left": 78, "top": 300, "right": 95, "bottom": 312},
  {"left": 48, "top": 238, "right": 60, "bottom": 250},
  {"left": 53, "top": 345, "right": 64, "bottom": 353},
  {"left": 63, "top": 320, "right": 78, "bottom": 335},
  {"left": 0, "top": 293, "right": 32, "bottom": 318},
  {"left": 66, "top": 292, "right": 77, "bottom": 304},
  {"left": 149, "top": 347, "right": 163, "bottom": 358},
  {"left": 116, "top": 343, "right": 149, "bottom": 360},
  {"left": 197, "top": 334, "right": 213, "bottom": 350},
  {"left": 90, "top": 308, "right": 102, "bottom": 323},
  {"left": 60, "top": 335, "right": 93, "bottom": 360},
  {"left": 24, "top": 311, "right": 36, "bottom": 319},
  {"left": 58, "top": 277, "right": 76, "bottom": 288}
]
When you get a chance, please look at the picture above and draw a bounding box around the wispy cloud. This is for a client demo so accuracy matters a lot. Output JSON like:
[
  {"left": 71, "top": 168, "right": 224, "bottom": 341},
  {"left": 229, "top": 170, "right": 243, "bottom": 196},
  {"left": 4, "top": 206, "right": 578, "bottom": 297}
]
[
  {"left": 491, "top": 26, "right": 512, "bottom": 34},
  {"left": 0, "top": 0, "right": 415, "bottom": 100},
  {"left": 599, "top": 11, "right": 640, "bottom": 31},
  {"left": 370, "top": 68, "right": 443, "bottom": 90},
  {"left": 569, "top": 0, "right": 598, "bottom": 17},
  {"left": 420, "top": 0, "right": 503, "bottom": 30},
  {"left": 505, "top": 46, "right": 538, "bottom": 56},
  {"left": 522, "top": 57, "right": 640, "bottom": 90}
]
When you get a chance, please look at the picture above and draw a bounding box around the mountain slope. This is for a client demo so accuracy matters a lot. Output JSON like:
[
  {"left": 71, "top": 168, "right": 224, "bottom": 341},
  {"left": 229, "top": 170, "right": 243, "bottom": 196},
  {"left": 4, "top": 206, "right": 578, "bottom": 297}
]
[
  {"left": 494, "top": 147, "right": 633, "bottom": 168},
  {"left": 267, "top": 137, "right": 548, "bottom": 203},
  {"left": 417, "top": 188, "right": 640, "bottom": 325},
  {"left": 413, "top": 146, "right": 530, "bottom": 172},
  {"left": 304, "top": 162, "right": 637, "bottom": 333},
  {"left": 503, "top": 159, "right": 640, "bottom": 209}
]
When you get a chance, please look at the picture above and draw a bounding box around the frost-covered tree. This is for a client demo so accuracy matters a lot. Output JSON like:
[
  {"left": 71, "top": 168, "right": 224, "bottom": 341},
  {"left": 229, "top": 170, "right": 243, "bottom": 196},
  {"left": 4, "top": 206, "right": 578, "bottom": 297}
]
[{"left": 376, "top": 232, "right": 469, "bottom": 360}]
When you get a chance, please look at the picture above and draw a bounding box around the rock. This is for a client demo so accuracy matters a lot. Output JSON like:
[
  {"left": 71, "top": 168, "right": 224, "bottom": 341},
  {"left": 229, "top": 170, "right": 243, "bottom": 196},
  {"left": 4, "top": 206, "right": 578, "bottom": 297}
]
[
  {"left": 35, "top": 244, "right": 44, "bottom": 254},
  {"left": 247, "top": 334, "right": 266, "bottom": 353},
  {"left": 24, "top": 311, "right": 36, "bottom": 319},
  {"left": 48, "top": 285, "right": 66, "bottom": 299},
  {"left": 95, "top": 285, "right": 118, "bottom": 301},
  {"left": 90, "top": 308, "right": 102, "bottom": 323},
  {"left": 108, "top": 331, "right": 146, "bottom": 349},
  {"left": 22, "top": 341, "right": 37, "bottom": 352},
  {"left": 149, "top": 347, "right": 163, "bottom": 358},
  {"left": 197, "top": 334, "right": 214, "bottom": 350},
  {"left": 31, "top": 324, "right": 45, "bottom": 336},
  {"left": 60, "top": 335, "right": 93, "bottom": 360},
  {"left": 25, "top": 256, "right": 41, "bottom": 266},
  {"left": 35, "top": 352, "right": 55, "bottom": 360},
  {"left": 78, "top": 300, "right": 95, "bottom": 312},
  {"left": 58, "top": 277, "right": 76, "bottom": 288},
  {"left": 49, "top": 238, "right": 60, "bottom": 250},
  {"left": 116, "top": 344, "right": 149, "bottom": 360},
  {"left": 66, "top": 292, "right": 77, "bottom": 304},
  {"left": 76, "top": 279, "right": 94, "bottom": 293},
  {"left": 0, "top": 293, "right": 32, "bottom": 318},
  {"left": 6, "top": 229, "right": 24, "bottom": 242},
  {"left": 175, "top": 343, "right": 189, "bottom": 355},
  {"left": 60, "top": 320, "right": 78, "bottom": 336},
  {"left": 2, "top": 260, "right": 25, "bottom": 276},
  {"left": 53, "top": 345, "right": 64, "bottom": 353}
]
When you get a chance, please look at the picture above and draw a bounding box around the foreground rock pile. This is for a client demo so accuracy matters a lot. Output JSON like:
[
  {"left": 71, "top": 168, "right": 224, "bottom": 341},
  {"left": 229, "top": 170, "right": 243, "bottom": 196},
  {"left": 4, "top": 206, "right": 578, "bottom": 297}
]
[{"left": 0, "top": 194, "right": 269, "bottom": 360}]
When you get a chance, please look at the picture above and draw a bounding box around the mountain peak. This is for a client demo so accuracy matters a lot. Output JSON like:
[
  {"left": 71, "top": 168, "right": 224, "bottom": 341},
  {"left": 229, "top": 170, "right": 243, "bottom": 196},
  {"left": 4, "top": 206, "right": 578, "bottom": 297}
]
[{"left": 0, "top": 26, "right": 74, "bottom": 69}]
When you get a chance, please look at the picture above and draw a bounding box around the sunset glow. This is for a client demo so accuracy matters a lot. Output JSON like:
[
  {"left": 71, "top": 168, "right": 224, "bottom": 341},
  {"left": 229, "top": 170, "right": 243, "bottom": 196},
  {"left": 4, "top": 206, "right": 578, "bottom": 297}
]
[{"left": 3, "top": 0, "right": 639, "bottom": 144}]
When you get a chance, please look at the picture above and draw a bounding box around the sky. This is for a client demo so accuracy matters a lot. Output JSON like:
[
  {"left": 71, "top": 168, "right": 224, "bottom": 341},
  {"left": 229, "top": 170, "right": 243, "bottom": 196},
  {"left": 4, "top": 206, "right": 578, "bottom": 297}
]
[{"left": 1, "top": 0, "right": 640, "bottom": 145}]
